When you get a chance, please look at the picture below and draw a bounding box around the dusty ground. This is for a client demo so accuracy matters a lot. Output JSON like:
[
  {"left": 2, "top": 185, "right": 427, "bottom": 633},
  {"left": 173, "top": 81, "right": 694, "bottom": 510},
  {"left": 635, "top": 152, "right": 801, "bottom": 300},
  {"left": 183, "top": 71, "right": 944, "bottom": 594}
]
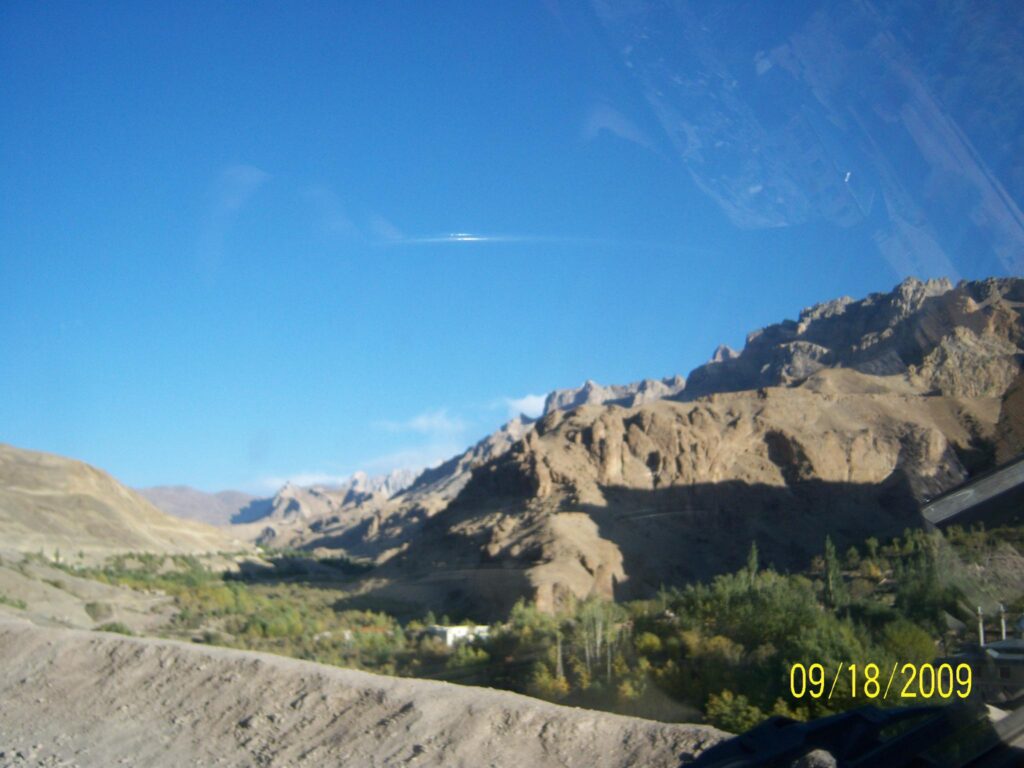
[
  {"left": 0, "top": 551, "right": 174, "bottom": 632},
  {"left": 0, "top": 619, "right": 724, "bottom": 768}
]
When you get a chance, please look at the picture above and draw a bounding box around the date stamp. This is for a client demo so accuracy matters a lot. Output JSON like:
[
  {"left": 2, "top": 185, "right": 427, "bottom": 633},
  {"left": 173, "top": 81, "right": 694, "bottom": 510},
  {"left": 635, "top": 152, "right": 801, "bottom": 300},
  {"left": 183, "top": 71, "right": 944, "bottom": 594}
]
[{"left": 789, "top": 662, "right": 972, "bottom": 701}]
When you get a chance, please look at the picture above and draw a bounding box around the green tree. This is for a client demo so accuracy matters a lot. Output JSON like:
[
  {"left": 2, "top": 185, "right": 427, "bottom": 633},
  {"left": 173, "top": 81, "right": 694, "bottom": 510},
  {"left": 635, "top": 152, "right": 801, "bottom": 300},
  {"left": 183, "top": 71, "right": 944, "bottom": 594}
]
[
  {"left": 864, "top": 536, "right": 880, "bottom": 561},
  {"left": 844, "top": 546, "right": 861, "bottom": 569},
  {"left": 823, "top": 536, "right": 848, "bottom": 610},
  {"left": 880, "top": 620, "right": 936, "bottom": 664},
  {"left": 526, "top": 662, "right": 570, "bottom": 701},
  {"left": 705, "top": 690, "right": 765, "bottom": 732},
  {"left": 746, "top": 541, "right": 759, "bottom": 585},
  {"left": 635, "top": 631, "right": 662, "bottom": 656}
]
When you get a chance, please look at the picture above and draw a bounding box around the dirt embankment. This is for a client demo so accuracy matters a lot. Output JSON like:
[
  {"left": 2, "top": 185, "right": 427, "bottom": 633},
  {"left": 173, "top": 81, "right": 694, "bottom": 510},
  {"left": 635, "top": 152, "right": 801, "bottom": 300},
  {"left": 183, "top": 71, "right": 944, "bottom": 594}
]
[{"left": 0, "top": 619, "right": 723, "bottom": 767}]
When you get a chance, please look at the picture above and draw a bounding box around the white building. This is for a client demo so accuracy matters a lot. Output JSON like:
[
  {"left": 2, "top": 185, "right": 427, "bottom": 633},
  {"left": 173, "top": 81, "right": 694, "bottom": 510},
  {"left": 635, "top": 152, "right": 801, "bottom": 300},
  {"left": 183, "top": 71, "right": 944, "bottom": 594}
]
[{"left": 425, "top": 624, "right": 490, "bottom": 647}]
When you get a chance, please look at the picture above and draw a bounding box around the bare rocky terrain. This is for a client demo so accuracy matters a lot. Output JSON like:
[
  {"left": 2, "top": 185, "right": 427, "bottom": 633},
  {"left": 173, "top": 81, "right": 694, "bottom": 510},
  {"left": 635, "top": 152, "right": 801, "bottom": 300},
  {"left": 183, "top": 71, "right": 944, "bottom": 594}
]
[
  {"left": 0, "top": 618, "right": 723, "bottom": 768},
  {"left": 542, "top": 376, "right": 687, "bottom": 415},
  {"left": 244, "top": 277, "right": 1023, "bottom": 618},
  {"left": 0, "top": 550, "right": 175, "bottom": 633},
  {"left": 996, "top": 371, "right": 1024, "bottom": 463},
  {"left": 139, "top": 470, "right": 419, "bottom": 528}
]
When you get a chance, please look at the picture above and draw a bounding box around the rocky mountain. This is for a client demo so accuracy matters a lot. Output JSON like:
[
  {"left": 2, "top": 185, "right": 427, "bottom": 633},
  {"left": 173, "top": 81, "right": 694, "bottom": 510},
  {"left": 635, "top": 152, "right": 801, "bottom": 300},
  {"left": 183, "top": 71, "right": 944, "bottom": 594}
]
[
  {"left": 0, "top": 444, "right": 244, "bottom": 557},
  {"left": 355, "top": 368, "right": 998, "bottom": 618},
  {"left": 682, "top": 277, "right": 1023, "bottom": 399},
  {"left": 996, "top": 371, "right": 1024, "bottom": 464},
  {"left": 543, "top": 376, "right": 686, "bottom": 415},
  {"left": 255, "top": 277, "right": 1024, "bottom": 618},
  {"left": 255, "top": 417, "right": 535, "bottom": 552},
  {"left": 141, "top": 469, "right": 418, "bottom": 532},
  {"left": 137, "top": 486, "right": 271, "bottom": 526}
]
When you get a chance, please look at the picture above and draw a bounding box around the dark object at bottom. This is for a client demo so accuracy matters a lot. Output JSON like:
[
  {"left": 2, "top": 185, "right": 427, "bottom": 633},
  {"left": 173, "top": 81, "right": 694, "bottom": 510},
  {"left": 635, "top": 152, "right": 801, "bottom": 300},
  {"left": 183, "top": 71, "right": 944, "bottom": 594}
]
[{"left": 687, "top": 701, "right": 1024, "bottom": 767}]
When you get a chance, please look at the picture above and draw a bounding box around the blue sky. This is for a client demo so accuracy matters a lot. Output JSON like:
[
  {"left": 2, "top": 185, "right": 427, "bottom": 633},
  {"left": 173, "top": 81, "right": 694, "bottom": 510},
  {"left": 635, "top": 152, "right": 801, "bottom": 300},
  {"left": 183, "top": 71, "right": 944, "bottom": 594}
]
[{"left": 2, "top": 2, "right": 1022, "bottom": 492}]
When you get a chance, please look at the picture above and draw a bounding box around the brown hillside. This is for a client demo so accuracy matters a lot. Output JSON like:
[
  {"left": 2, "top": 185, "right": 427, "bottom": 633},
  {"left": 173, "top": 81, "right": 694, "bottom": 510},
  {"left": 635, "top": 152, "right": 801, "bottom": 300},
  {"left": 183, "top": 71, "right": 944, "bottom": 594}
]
[{"left": 0, "top": 444, "right": 243, "bottom": 557}]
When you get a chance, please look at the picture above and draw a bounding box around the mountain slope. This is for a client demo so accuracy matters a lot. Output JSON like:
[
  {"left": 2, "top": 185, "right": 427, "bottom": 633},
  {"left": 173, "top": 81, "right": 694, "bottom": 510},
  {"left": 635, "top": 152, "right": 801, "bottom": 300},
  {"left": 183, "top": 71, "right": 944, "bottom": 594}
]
[
  {"left": 0, "top": 618, "right": 723, "bottom": 767},
  {"left": 255, "top": 416, "right": 537, "bottom": 554},
  {"left": 0, "top": 444, "right": 243, "bottom": 556},
  {"left": 996, "top": 371, "right": 1024, "bottom": 464},
  {"left": 136, "top": 485, "right": 270, "bottom": 526},
  {"left": 369, "top": 369, "right": 998, "bottom": 617},
  {"left": 683, "top": 277, "right": 1022, "bottom": 398},
  {"left": 543, "top": 376, "right": 686, "bottom": 415},
  {"left": 252, "top": 277, "right": 1024, "bottom": 616}
]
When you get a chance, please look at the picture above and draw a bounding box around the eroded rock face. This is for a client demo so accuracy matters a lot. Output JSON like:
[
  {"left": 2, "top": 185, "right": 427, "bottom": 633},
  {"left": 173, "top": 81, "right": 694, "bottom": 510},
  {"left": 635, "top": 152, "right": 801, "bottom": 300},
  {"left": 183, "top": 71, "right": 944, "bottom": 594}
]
[
  {"left": 543, "top": 376, "right": 686, "bottom": 415},
  {"left": 423, "top": 369, "right": 994, "bottom": 614},
  {"left": 259, "top": 278, "right": 1022, "bottom": 616},
  {"left": 996, "top": 372, "right": 1024, "bottom": 464},
  {"left": 684, "top": 277, "right": 1023, "bottom": 398},
  {"left": 475, "top": 371, "right": 980, "bottom": 505}
]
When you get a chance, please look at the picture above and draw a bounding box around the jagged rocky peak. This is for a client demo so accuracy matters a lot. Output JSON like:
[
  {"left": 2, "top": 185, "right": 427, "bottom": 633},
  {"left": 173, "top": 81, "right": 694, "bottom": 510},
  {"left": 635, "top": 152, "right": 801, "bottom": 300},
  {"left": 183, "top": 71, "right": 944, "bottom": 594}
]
[
  {"left": 710, "top": 344, "right": 739, "bottom": 363},
  {"left": 247, "top": 276, "right": 1022, "bottom": 615},
  {"left": 686, "top": 276, "right": 1022, "bottom": 398},
  {"left": 264, "top": 468, "right": 419, "bottom": 525},
  {"left": 542, "top": 374, "right": 685, "bottom": 415},
  {"left": 344, "top": 467, "right": 419, "bottom": 499},
  {"left": 408, "top": 365, "right": 995, "bottom": 615}
]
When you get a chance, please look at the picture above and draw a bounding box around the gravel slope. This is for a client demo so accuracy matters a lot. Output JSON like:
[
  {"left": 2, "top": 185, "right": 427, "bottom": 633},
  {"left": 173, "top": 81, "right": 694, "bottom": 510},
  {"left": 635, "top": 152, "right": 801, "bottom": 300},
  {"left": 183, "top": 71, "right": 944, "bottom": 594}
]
[{"left": 0, "top": 619, "right": 723, "bottom": 767}]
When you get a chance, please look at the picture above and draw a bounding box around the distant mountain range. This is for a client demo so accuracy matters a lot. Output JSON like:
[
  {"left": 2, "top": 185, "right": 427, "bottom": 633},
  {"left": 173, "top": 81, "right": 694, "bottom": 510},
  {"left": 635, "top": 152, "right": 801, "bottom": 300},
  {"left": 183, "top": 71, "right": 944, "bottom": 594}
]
[
  {"left": 542, "top": 376, "right": 686, "bottom": 415},
  {"left": 135, "top": 486, "right": 270, "bottom": 526},
  {"left": 137, "top": 468, "right": 419, "bottom": 528},
  {"left": 3, "top": 276, "right": 1021, "bottom": 618},
  {"left": 239, "top": 277, "right": 1024, "bottom": 617}
]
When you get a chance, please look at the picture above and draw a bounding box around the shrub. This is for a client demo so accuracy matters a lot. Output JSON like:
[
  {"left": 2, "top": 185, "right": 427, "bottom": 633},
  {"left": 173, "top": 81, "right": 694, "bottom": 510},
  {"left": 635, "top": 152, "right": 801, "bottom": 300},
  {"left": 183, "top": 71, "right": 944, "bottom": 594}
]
[
  {"left": 85, "top": 602, "right": 113, "bottom": 621},
  {"left": 705, "top": 690, "right": 765, "bottom": 733},
  {"left": 95, "top": 622, "right": 134, "bottom": 635},
  {"left": 635, "top": 631, "right": 662, "bottom": 656},
  {"left": 0, "top": 594, "right": 27, "bottom": 610}
]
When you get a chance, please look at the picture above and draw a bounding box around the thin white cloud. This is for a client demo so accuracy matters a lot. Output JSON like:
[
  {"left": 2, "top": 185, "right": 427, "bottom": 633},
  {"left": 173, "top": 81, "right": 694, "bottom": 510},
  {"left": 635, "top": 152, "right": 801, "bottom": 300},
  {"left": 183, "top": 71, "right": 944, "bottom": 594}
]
[
  {"left": 375, "top": 408, "right": 467, "bottom": 436},
  {"left": 583, "top": 103, "right": 655, "bottom": 150},
  {"left": 369, "top": 214, "right": 405, "bottom": 242},
  {"left": 258, "top": 471, "right": 353, "bottom": 490},
  {"left": 258, "top": 442, "right": 463, "bottom": 491},
  {"left": 198, "top": 164, "right": 270, "bottom": 282},
  {"left": 216, "top": 165, "right": 270, "bottom": 212},
  {"left": 303, "top": 185, "right": 356, "bottom": 237},
  {"left": 396, "top": 232, "right": 522, "bottom": 244},
  {"left": 360, "top": 443, "right": 462, "bottom": 474},
  {"left": 504, "top": 393, "right": 546, "bottom": 419},
  {"left": 379, "top": 232, "right": 622, "bottom": 247}
]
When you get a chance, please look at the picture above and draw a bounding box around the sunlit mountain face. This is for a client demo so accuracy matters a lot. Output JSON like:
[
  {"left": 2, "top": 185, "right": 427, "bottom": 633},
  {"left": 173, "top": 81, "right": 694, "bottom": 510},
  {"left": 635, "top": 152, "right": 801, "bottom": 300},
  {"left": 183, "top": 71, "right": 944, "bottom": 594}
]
[{"left": 588, "top": 0, "right": 1024, "bottom": 280}]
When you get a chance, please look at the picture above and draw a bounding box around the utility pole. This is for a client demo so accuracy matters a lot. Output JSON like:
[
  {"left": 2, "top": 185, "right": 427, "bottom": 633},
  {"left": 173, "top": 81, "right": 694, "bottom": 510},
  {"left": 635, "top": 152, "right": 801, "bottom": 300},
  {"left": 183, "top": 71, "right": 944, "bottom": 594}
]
[{"left": 977, "top": 606, "right": 985, "bottom": 646}]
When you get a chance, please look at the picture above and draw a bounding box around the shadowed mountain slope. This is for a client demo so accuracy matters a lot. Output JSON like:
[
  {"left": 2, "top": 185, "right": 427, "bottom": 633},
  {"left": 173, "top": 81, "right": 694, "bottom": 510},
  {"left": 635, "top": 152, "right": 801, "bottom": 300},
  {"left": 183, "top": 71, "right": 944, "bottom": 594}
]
[{"left": 241, "top": 278, "right": 1024, "bottom": 615}]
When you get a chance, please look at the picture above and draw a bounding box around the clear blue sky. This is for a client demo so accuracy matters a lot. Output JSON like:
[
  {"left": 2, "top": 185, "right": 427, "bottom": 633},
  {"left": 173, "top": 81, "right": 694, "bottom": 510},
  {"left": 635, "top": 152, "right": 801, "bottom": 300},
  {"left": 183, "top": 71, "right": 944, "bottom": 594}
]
[{"left": 2, "top": 2, "right": 1021, "bottom": 492}]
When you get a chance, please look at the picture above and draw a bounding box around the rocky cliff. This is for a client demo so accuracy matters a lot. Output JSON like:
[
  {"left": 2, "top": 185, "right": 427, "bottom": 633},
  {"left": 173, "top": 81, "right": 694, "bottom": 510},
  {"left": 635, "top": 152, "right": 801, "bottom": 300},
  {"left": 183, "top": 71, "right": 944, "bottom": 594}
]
[
  {"left": 263, "top": 277, "right": 1024, "bottom": 617},
  {"left": 543, "top": 376, "right": 686, "bottom": 415},
  {"left": 683, "top": 277, "right": 1022, "bottom": 399}
]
